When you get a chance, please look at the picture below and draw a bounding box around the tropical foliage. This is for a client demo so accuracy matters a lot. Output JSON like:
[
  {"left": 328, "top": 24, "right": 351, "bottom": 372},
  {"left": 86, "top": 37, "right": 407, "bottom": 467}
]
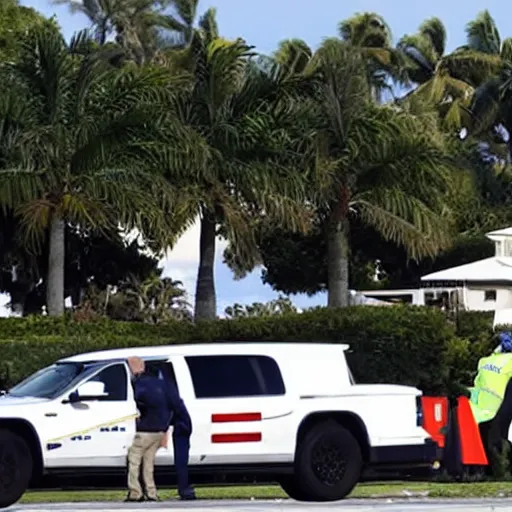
[
  {"left": 224, "top": 295, "right": 298, "bottom": 319},
  {"left": 75, "top": 273, "right": 192, "bottom": 322},
  {"left": 1, "top": 0, "right": 512, "bottom": 319}
]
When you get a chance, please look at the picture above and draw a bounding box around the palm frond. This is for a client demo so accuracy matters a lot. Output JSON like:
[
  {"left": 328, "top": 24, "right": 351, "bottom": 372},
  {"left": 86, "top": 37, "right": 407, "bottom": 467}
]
[
  {"left": 466, "top": 10, "right": 501, "bottom": 55},
  {"left": 15, "top": 198, "right": 53, "bottom": 247},
  {"left": 443, "top": 49, "right": 501, "bottom": 86},
  {"left": 339, "top": 12, "right": 392, "bottom": 49},
  {"left": 0, "top": 168, "right": 46, "bottom": 210},
  {"left": 354, "top": 188, "right": 452, "bottom": 260},
  {"left": 471, "top": 77, "right": 501, "bottom": 135},
  {"left": 398, "top": 19, "right": 446, "bottom": 86},
  {"left": 500, "top": 38, "right": 512, "bottom": 65},
  {"left": 198, "top": 7, "right": 219, "bottom": 41},
  {"left": 274, "top": 38, "right": 312, "bottom": 76},
  {"left": 419, "top": 17, "right": 446, "bottom": 58}
]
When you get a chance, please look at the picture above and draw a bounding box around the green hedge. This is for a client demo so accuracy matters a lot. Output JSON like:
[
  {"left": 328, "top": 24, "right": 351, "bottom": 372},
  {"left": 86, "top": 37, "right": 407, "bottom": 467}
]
[
  {"left": 0, "top": 315, "right": 193, "bottom": 340},
  {"left": 0, "top": 306, "right": 466, "bottom": 394},
  {"left": 456, "top": 311, "right": 495, "bottom": 344}
]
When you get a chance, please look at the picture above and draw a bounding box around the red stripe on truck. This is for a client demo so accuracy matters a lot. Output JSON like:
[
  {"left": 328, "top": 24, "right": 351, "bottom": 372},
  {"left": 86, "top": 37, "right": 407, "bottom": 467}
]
[
  {"left": 211, "top": 433, "right": 262, "bottom": 443},
  {"left": 211, "top": 413, "right": 262, "bottom": 423}
]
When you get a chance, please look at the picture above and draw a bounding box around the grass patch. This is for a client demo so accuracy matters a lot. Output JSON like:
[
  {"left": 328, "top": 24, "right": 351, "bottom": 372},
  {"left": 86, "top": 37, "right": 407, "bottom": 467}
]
[{"left": 21, "top": 482, "right": 512, "bottom": 503}]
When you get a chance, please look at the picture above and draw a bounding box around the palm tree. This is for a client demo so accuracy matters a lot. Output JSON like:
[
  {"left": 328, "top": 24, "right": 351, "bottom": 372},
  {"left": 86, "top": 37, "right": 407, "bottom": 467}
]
[
  {"left": 306, "top": 40, "right": 456, "bottom": 307},
  {"left": 399, "top": 17, "right": 447, "bottom": 86},
  {"left": 339, "top": 12, "right": 403, "bottom": 101},
  {"left": 465, "top": 11, "right": 512, "bottom": 158},
  {"left": 224, "top": 295, "right": 297, "bottom": 319},
  {"left": 163, "top": 0, "right": 200, "bottom": 47},
  {"left": 455, "top": 10, "right": 506, "bottom": 85},
  {"left": 0, "top": 24, "right": 184, "bottom": 316},
  {"left": 53, "top": 0, "right": 119, "bottom": 45},
  {"left": 55, "top": 0, "right": 219, "bottom": 67},
  {"left": 54, "top": 0, "right": 175, "bottom": 64},
  {"left": 119, "top": 273, "right": 193, "bottom": 322},
  {"left": 399, "top": 11, "right": 511, "bottom": 137},
  {"left": 397, "top": 18, "right": 475, "bottom": 132},
  {"left": 277, "top": 15, "right": 401, "bottom": 99},
  {"left": 273, "top": 38, "right": 312, "bottom": 78},
  {"left": 168, "top": 34, "right": 312, "bottom": 320}
]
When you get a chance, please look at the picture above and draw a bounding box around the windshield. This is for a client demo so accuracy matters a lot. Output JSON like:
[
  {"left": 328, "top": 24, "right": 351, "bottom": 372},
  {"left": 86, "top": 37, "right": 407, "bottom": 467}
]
[{"left": 9, "top": 362, "right": 86, "bottom": 399}]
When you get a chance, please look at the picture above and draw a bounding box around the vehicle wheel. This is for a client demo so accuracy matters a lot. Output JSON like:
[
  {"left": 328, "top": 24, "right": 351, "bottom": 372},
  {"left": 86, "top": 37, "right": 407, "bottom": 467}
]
[
  {"left": 0, "top": 429, "right": 33, "bottom": 509},
  {"left": 278, "top": 475, "right": 311, "bottom": 501},
  {"left": 295, "top": 421, "right": 363, "bottom": 502}
]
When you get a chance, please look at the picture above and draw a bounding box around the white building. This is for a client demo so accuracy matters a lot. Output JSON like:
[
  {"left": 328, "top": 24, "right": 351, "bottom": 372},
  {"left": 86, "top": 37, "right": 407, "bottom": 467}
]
[
  {"left": 420, "top": 227, "right": 512, "bottom": 316},
  {"left": 359, "top": 227, "right": 512, "bottom": 326}
]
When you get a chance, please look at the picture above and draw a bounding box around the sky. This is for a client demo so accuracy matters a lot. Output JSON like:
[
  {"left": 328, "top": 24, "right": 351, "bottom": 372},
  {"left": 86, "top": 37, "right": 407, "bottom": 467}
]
[{"left": 0, "top": 0, "right": 508, "bottom": 317}]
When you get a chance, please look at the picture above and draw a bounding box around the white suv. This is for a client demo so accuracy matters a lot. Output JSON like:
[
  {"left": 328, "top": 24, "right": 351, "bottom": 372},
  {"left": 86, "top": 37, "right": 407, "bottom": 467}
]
[{"left": 0, "top": 342, "right": 439, "bottom": 508}]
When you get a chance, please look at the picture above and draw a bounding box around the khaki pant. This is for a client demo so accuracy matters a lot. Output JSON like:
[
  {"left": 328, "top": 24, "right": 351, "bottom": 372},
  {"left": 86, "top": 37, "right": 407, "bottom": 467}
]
[{"left": 127, "top": 431, "right": 165, "bottom": 500}]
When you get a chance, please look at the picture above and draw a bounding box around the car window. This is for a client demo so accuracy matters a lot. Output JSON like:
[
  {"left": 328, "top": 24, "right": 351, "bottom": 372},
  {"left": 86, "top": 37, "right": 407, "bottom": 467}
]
[
  {"left": 185, "top": 355, "right": 286, "bottom": 398},
  {"left": 8, "top": 363, "right": 85, "bottom": 399},
  {"left": 144, "top": 360, "right": 179, "bottom": 392},
  {"left": 87, "top": 363, "right": 128, "bottom": 401}
]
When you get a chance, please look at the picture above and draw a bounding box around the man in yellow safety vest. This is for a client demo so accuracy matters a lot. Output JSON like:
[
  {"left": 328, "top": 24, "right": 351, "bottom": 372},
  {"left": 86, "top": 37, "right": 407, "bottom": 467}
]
[{"left": 470, "top": 332, "right": 512, "bottom": 425}]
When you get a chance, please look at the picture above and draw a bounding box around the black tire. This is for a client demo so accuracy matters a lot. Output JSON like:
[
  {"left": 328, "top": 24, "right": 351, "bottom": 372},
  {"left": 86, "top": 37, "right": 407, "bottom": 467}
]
[
  {"left": 278, "top": 475, "right": 310, "bottom": 501},
  {"left": 0, "top": 429, "right": 33, "bottom": 509},
  {"left": 294, "top": 421, "right": 363, "bottom": 502}
]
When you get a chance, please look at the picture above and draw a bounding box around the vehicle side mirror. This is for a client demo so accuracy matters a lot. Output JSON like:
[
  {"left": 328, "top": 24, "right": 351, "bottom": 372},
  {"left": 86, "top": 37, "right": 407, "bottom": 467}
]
[{"left": 65, "top": 381, "right": 108, "bottom": 404}]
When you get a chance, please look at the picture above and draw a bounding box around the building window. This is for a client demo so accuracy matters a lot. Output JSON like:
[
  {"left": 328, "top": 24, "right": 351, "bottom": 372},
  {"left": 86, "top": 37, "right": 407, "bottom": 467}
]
[
  {"left": 185, "top": 355, "right": 286, "bottom": 399},
  {"left": 484, "top": 290, "right": 497, "bottom": 302}
]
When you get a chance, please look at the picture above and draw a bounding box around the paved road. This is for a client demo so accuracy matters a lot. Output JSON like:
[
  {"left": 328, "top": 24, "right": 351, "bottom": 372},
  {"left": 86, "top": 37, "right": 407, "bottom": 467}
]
[{"left": 9, "top": 500, "right": 512, "bottom": 512}]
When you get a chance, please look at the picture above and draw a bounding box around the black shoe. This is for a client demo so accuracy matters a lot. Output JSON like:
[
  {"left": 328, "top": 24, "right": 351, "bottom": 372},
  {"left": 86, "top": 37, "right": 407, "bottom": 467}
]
[
  {"left": 179, "top": 493, "right": 197, "bottom": 501},
  {"left": 146, "top": 496, "right": 160, "bottom": 502},
  {"left": 124, "top": 496, "right": 144, "bottom": 503}
]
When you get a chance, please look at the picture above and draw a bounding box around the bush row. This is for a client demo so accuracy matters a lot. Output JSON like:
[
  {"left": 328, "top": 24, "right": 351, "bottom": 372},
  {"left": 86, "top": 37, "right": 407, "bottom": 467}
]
[{"left": 0, "top": 307, "right": 500, "bottom": 394}]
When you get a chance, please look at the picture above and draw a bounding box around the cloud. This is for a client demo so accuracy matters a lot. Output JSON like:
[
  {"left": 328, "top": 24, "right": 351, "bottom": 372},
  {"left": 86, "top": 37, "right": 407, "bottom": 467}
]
[{"left": 159, "top": 218, "right": 228, "bottom": 305}]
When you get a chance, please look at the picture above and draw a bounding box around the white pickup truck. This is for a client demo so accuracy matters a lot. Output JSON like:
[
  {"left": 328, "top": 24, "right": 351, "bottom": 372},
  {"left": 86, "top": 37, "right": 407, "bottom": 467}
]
[{"left": 0, "top": 342, "right": 439, "bottom": 508}]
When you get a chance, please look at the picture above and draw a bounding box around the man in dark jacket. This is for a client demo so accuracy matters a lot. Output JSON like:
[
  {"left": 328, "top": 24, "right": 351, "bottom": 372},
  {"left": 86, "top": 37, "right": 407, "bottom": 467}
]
[
  {"left": 157, "top": 367, "right": 196, "bottom": 500},
  {"left": 126, "top": 357, "right": 170, "bottom": 502}
]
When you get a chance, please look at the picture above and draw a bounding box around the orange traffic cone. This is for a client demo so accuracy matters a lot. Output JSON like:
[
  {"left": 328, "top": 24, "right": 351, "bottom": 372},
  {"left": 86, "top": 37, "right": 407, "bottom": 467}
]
[
  {"left": 456, "top": 396, "right": 488, "bottom": 466},
  {"left": 421, "top": 396, "right": 449, "bottom": 448}
]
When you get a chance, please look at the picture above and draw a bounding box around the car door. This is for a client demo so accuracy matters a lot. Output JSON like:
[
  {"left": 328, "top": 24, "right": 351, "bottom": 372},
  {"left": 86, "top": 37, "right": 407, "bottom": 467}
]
[
  {"left": 43, "top": 362, "right": 137, "bottom": 468},
  {"left": 169, "top": 353, "right": 295, "bottom": 466}
]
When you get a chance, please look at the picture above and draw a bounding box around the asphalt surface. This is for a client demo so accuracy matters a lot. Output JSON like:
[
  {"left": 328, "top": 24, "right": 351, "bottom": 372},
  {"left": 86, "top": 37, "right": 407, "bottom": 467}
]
[{"left": 9, "top": 500, "right": 512, "bottom": 512}]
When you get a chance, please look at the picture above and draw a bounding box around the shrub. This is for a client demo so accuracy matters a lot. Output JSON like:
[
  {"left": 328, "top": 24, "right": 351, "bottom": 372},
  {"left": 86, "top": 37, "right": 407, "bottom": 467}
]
[
  {"left": 456, "top": 311, "right": 494, "bottom": 345},
  {"left": 0, "top": 316, "right": 193, "bottom": 387},
  {"left": 0, "top": 306, "right": 462, "bottom": 394},
  {"left": 0, "top": 315, "right": 191, "bottom": 340},
  {"left": 443, "top": 337, "right": 475, "bottom": 396}
]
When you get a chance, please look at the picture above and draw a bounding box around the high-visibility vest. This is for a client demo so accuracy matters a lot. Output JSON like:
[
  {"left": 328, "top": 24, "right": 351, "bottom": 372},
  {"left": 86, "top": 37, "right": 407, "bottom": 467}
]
[{"left": 470, "top": 353, "right": 512, "bottom": 424}]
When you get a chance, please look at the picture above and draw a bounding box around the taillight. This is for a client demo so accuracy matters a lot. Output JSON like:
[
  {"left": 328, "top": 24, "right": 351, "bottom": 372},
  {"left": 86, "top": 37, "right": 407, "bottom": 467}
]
[{"left": 416, "top": 396, "right": 424, "bottom": 427}]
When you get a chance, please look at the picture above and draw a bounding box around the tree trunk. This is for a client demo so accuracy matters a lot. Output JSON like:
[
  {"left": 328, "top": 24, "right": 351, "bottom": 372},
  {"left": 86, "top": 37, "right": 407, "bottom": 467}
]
[
  {"left": 326, "top": 205, "right": 350, "bottom": 308},
  {"left": 194, "top": 212, "right": 217, "bottom": 321},
  {"left": 46, "top": 214, "right": 66, "bottom": 317}
]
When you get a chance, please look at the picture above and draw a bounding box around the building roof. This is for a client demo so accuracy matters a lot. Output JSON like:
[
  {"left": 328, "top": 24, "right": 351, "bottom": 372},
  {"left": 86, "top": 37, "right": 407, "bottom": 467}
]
[
  {"left": 487, "top": 227, "right": 512, "bottom": 238},
  {"left": 421, "top": 257, "right": 512, "bottom": 282}
]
